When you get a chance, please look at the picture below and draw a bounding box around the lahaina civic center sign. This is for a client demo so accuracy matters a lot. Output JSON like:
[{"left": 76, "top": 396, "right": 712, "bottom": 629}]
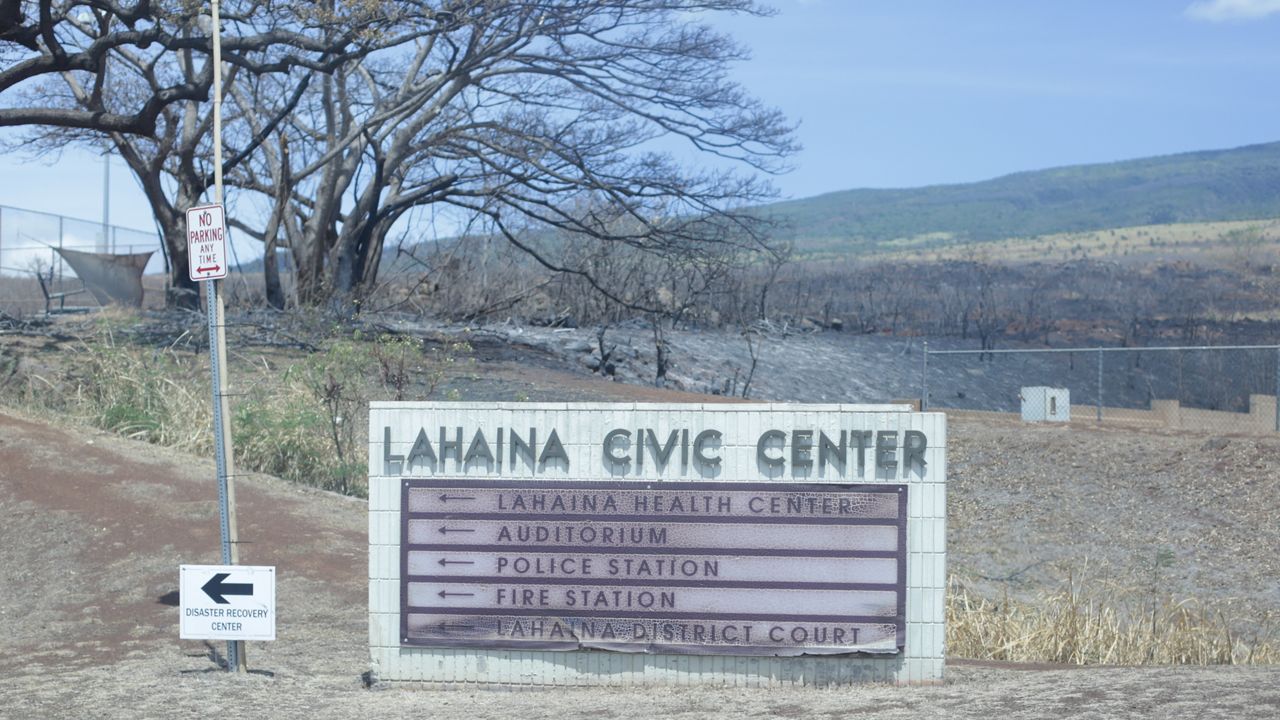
[{"left": 368, "top": 402, "right": 945, "bottom": 687}]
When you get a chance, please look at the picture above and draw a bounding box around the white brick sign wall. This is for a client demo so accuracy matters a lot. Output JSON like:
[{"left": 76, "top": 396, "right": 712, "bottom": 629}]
[{"left": 368, "top": 402, "right": 946, "bottom": 687}]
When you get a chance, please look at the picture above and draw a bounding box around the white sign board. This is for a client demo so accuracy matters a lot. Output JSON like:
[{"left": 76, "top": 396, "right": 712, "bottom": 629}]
[
  {"left": 369, "top": 402, "right": 948, "bottom": 687},
  {"left": 180, "top": 564, "right": 276, "bottom": 641},
  {"left": 186, "top": 204, "right": 229, "bottom": 281}
]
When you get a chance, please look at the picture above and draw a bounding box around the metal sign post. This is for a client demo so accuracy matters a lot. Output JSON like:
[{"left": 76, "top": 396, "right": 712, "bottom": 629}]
[
  {"left": 204, "top": 0, "right": 246, "bottom": 674},
  {"left": 204, "top": 275, "right": 242, "bottom": 671}
]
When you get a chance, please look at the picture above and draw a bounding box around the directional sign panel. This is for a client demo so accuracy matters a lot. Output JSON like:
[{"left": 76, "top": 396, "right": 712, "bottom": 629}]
[
  {"left": 185, "top": 204, "right": 228, "bottom": 281},
  {"left": 400, "top": 480, "right": 906, "bottom": 655},
  {"left": 180, "top": 564, "right": 276, "bottom": 641}
]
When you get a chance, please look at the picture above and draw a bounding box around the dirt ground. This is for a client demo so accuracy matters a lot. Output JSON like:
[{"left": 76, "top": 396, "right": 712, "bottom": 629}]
[
  {"left": 3, "top": 382, "right": 1280, "bottom": 719},
  {"left": 947, "top": 413, "right": 1280, "bottom": 623}
]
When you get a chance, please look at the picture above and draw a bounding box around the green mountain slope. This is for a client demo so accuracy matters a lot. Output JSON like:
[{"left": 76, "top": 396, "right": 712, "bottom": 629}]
[{"left": 765, "top": 141, "right": 1280, "bottom": 255}]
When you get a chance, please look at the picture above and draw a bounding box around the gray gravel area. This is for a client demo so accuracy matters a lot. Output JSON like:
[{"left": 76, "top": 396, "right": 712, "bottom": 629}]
[{"left": 8, "top": 657, "right": 1280, "bottom": 720}]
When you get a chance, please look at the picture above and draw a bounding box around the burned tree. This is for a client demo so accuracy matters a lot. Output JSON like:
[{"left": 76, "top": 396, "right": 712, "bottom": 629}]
[
  {"left": 0, "top": 0, "right": 431, "bottom": 307},
  {"left": 227, "top": 0, "right": 795, "bottom": 312},
  {"left": 4, "top": 1, "right": 794, "bottom": 313}
]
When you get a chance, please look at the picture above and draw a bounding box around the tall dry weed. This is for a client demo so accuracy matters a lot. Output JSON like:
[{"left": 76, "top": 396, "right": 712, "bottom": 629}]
[
  {"left": 947, "top": 573, "right": 1276, "bottom": 665},
  {"left": 54, "top": 321, "right": 214, "bottom": 452}
]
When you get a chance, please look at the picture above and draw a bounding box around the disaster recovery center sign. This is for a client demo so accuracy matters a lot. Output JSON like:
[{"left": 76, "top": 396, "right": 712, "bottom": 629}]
[{"left": 369, "top": 403, "right": 946, "bottom": 686}]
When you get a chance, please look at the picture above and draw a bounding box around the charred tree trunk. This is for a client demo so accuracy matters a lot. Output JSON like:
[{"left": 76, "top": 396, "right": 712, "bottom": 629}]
[
  {"left": 260, "top": 135, "right": 291, "bottom": 310},
  {"left": 262, "top": 228, "right": 285, "bottom": 310},
  {"left": 652, "top": 319, "right": 669, "bottom": 388},
  {"left": 164, "top": 223, "right": 201, "bottom": 310}
]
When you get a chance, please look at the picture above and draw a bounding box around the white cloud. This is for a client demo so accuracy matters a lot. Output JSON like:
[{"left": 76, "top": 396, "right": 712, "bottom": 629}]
[{"left": 1186, "top": 0, "right": 1280, "bottom": 21}]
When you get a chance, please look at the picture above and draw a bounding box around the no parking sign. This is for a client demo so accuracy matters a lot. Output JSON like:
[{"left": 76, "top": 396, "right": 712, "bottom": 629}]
[{"left": 186, "top": 204, "right": 228, "bottom": 281}]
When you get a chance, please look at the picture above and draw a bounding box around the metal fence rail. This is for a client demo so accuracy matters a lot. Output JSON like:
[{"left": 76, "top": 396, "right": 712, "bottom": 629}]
[
  {"left": 921, "top": 343, "right": 1280, "bottom": 434},
  {"left": 0, "top": 204, "right": 165, "bottom": 272},
  {"left": 0, "top": 204, "right": 166, "bottom": 314}
]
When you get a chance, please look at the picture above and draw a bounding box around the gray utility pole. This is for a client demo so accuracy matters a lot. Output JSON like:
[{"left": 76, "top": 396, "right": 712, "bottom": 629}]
[
  {"left": 1096, "top": 348, "right": 1103, "bottom": 423},
  {"left": 101, "top": 150, "right": 109, "bottom": 253},
  {"left": 204, "top": 0, "right": 245, "bottom": 674},
  {"left": 920, "top": 342, "right": 929, "bottom": 411}
]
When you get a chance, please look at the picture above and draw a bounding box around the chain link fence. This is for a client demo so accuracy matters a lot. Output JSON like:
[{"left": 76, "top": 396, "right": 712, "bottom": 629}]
[
  {"left": 0, "top": 204, "right": 166, "bottom": 315},
  {"left": 922, "top": 345, "right": 1280, "bottom": 435}
]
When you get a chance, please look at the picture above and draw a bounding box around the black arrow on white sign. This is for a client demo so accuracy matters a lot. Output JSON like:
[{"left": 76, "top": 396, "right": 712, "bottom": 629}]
[
  {"left": 201, "top": 573, "right": 254, "bottom": 604},
  {"left": 437, "top": 558, "right": 475, "bottom": 567},
  {"left": 438, "top": 590, "right": 475, "bottom": 599},
  {"left": 438, "top": 494, "right": 475, "bottom": 503},
  {"left": 437, "top": 526, "right": 475, "bottom": 535},
  {"left": 436, "top": 622, "right": 476, "bottom": 632}
]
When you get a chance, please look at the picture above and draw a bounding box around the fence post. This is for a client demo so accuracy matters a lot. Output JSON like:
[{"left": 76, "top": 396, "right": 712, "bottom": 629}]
[
  {"left": 1096, "top": 348, "right": 1103, "bottom": 423},
  {"left": 1274, "top": 346, "right": 1279, "bottom": 432},
  {"left": 921, "top": 341, "right": 929, "bottom": 411}
]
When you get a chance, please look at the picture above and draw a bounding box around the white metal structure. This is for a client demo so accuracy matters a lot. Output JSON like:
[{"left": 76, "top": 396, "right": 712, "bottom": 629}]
[{"left": 1020, "top": 386, "right": 1070, "bottom": 422}]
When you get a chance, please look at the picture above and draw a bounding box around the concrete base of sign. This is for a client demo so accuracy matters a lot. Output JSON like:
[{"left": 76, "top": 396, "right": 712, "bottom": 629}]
[
  {"left": 368, "top": 403, "right": 947, "bottom": 687},
  {"left": 363, "top": 648, "right": 943, "bottom": 688}
]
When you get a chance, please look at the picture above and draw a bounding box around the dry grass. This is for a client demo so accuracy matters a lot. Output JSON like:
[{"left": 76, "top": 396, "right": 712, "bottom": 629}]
[
  {"left": 866, "top": 218, "right": 1280, "bottom": 266},
  {"left": 2, "top": 314, "right": 213, "bottom": 453},
  {"left": 0, "top": 317, "right": 468, "bottom": 497},
  {"left": 948, "top": 573, "right": 1277, "bottom": 666}
]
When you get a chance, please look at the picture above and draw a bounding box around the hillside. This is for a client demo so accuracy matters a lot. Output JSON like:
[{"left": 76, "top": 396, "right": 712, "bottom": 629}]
[
  {"left": 231, "top": 142, "right": 1280, "bottom": 283},
  {"left": 765, "top": 141, "right": 1280, "bottom": 256}
]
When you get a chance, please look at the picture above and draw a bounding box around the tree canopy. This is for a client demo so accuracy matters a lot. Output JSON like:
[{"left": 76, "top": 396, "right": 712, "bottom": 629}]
[{"left": 2, "top": 1, "right": 796, "bottom": 312}]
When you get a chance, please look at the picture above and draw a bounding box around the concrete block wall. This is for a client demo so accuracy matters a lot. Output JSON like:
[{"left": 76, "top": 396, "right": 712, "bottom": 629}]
[{"left": 368, "top": 402, "right": 947, "bottom": 687}]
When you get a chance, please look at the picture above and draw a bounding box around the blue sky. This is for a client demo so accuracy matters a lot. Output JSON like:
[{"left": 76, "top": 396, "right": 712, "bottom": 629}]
[
  {"left": 718, "top": 0, "right": 1280, "bottom": 197},
  {"left": 2, "top": 0, "right": 1280, "bottom": 232}
]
